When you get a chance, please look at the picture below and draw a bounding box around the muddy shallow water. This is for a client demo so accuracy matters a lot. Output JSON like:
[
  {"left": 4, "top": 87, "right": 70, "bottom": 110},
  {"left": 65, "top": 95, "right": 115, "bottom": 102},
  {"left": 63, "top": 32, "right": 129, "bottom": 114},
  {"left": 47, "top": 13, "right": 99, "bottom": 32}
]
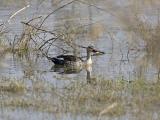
[
  {"left": 0, "top": 0, "right": 158, "bottom": 81},
  {"left": 0, "top": 0, "right": 160, "bottom": 120}
]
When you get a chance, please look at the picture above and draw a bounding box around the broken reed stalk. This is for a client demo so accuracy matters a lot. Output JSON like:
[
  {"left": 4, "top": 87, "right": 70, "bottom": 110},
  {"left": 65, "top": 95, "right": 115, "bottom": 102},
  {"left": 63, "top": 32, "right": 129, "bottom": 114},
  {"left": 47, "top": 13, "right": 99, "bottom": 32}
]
[
  {"left": 19, "top": 0, "right": 106, "bottom": 56},
  {"left": 8, "top": 4, "right": 30, "bottom": 23},
  {"left": 21, "top": 22, "right": 56, "bottom": 35},
  {"left": 21, "top": 21, "right": 70, "bottom": 56},
  {"left": 39, "top": 0, "right": 76, "bottom": 28}
]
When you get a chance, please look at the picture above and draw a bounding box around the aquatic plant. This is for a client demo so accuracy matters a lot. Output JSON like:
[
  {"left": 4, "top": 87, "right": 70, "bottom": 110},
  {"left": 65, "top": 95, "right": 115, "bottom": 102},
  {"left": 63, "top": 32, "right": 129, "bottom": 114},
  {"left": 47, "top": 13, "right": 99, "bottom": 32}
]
[{"left": 0, "top": 76, "right": 160, "bottom": 119}]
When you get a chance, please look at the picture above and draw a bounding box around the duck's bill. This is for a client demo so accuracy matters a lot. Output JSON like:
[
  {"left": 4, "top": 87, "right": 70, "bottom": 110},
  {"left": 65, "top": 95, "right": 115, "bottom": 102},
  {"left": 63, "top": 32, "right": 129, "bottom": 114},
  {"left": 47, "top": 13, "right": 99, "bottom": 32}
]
[{"left": 92, "top": 49, "right": 105, "bottom": 55}]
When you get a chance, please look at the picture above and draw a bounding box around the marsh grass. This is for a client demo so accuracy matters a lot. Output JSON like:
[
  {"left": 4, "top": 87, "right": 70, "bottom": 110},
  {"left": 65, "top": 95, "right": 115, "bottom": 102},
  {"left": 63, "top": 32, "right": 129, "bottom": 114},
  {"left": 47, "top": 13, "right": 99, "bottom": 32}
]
[
  {"left": 0, "top": 24, "right": 11, "bottom": 54},
  {"left": 0, "top": 0, "right": 27, "bottom": 7},
  {"left": 13, "top": 25, "right": 36, "bottom": 53},
  {"left": 1, "top": 76, "right": 160, "bottom": 119},
  {"left": 0, "top": 79, "right": 26, "bottom": 93},
  {"left": 1, "top": 1, "right": 160, "bottom": 119}
]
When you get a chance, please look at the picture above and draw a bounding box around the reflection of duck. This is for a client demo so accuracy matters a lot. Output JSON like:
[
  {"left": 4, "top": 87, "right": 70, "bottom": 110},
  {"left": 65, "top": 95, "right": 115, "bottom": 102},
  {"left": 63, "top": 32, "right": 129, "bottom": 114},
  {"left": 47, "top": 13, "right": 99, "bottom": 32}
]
[
  {"left": 51, "top": 64, "right": 82, "bottom": 74},
  {"left": 50, "top": 46, "right": 104, "bottom": 66},
  {"left": 51, "top": 63, "right": 95, "bottom": 83},
  {"left": 86, "top": 65, "right": 92, "bottom": 81}
]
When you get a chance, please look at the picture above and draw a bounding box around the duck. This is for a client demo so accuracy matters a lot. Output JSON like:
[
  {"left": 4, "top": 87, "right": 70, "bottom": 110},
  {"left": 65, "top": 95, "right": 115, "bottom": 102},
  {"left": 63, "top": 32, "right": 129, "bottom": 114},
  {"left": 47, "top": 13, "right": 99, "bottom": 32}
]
[{"left": 49, "top": 46, "right": 104, "bottom": 67}]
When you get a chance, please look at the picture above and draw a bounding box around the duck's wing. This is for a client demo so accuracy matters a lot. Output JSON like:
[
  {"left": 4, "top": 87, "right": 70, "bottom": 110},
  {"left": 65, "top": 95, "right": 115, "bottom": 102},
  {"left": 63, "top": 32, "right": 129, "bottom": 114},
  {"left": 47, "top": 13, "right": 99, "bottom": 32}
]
[
  {"left": 50, "top": 57, "right": 65, "bottom": 65},
  {"left": 57, "top": 55, "right": 82, "bottom": 61}
]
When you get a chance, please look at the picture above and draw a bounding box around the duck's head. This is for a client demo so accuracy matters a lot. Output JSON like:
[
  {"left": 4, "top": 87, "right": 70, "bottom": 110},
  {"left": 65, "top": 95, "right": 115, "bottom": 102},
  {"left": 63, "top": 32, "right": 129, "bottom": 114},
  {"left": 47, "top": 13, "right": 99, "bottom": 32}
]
[{"left": 87, "top": 46, "right": 105, "bottom": 54}]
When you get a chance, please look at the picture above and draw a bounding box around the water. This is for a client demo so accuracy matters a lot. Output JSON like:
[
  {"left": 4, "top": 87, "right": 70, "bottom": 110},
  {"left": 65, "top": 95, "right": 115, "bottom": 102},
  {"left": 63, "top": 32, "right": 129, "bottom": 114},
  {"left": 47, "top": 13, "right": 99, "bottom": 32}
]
[{"left": 0, "top": 0, "right": 160, "bottom": 120}]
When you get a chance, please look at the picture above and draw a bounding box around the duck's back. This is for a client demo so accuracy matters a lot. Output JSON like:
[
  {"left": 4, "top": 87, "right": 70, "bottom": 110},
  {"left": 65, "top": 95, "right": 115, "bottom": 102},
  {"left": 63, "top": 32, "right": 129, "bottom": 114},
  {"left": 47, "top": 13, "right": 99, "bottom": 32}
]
[
  {"left": 57, "top": 55, "right": 81, "bottom": 61},
  {"left": 50, "top": 55, "right": 83, "bottom": 67}
]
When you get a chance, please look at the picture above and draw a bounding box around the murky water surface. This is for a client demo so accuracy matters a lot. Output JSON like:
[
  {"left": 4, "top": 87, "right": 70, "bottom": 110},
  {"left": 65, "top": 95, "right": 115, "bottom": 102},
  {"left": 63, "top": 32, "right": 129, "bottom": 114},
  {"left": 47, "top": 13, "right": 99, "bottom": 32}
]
[{"left": 0, "top": 0, "right": 160, "bottom": 120}]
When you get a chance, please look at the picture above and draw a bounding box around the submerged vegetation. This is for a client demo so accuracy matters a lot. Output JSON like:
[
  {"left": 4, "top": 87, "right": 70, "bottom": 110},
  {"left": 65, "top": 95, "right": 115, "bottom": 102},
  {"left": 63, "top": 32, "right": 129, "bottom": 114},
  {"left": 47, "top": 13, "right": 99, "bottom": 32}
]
[{"left": 0, "top": 0, "right": 160, "bottom": 119}]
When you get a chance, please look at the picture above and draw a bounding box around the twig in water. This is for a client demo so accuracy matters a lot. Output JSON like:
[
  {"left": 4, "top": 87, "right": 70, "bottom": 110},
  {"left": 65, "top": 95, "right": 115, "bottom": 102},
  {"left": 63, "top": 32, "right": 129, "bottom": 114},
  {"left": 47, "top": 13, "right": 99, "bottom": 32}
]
[
  {"left": 39, "top": 38, "right": 56, "bottom": 50},
  {"left": 26, "top": 16, "right": 42, "bottom": 24},
  {"left": 8, "top": 4, "right": 30, "bottom": 23},
  {"left": 21, "top": 21, "right": 56, "bottom": 35},
  {"left": 39, "top": 0, "right": 76, "bottom": 27}
]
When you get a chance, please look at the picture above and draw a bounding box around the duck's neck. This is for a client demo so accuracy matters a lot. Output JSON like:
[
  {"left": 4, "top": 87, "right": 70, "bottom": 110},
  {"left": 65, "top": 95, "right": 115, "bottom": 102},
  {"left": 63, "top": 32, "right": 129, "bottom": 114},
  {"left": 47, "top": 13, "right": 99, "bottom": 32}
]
[
  {"left": 86, "top": 65, "right": 92, "bottom": 81},
  {"left": 86, "top": 50, "right": 92, "bottom": 64}
]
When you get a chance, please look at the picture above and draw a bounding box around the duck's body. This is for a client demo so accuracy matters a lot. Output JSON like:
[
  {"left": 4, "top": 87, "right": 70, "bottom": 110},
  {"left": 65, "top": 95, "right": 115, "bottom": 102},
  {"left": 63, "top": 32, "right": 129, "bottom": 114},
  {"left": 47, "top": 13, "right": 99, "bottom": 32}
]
[
  {"left": 50, "top": 46, "right": 104, "bottom": 67},
  {"left": 51, "top": 55, "right": 83, "bottom": 67}
]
